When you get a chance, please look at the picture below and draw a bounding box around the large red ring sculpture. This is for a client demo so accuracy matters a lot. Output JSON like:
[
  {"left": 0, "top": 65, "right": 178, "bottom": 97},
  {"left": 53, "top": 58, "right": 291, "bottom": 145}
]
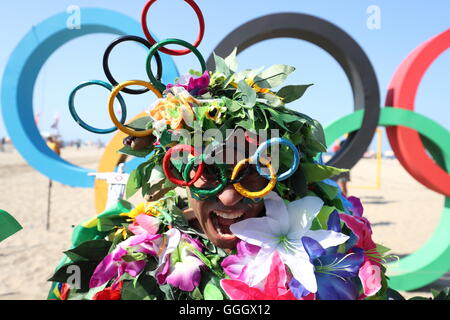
[
  {"left": 141, "top": 0, "right": 205, "bottom": 56},
  {"left": 386, "top": 29, "right": 450, "bottom": 197}
]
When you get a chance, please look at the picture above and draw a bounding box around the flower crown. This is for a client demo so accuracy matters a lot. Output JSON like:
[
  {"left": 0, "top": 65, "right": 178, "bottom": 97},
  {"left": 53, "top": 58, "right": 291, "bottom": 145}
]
[{"left": 118, "top": 49, "right": 348, "bottom": 208}]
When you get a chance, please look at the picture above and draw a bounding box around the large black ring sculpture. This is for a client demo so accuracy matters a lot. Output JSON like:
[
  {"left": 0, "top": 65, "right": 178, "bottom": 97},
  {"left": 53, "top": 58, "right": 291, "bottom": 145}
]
[
  {"left": 206, "top": 13, "right": 380, "bottom": 170},
  {"left": 103, "top": 35, "right": 163, "bottom": 95}
]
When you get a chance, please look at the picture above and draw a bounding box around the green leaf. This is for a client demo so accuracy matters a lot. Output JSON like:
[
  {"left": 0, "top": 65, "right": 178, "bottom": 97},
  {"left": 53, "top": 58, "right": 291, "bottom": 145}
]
[
  {"left": 261, "top": 107, "right": 290, "bottom": 131},
  {"left": 254, "top": 64, "right": 295, "bottom": 88},
  {"left": 125, "top": 116, "right": 153, "bottom": 130},
  {"left": 126, "top": 169, "right": 141, "bottom": 199},
  {"left": 118, "top": 145, "right": 153, "bottom": 158},
  {"left": 213, "top": 52, "right": 231, "bottom": 77},
  {"left": 0, "top": 210, "right": 22, "bottom": 242},
  {"left": 64, "top": 240, "right": 112, "bottom": 262},
  {"left": 315, "top": 206, "right": 337, "bottom": 229},
  {"left": 121, "top": 279, "right": 155, "bottom": 300},
  {"left": 316, "top": 181, "right": 339, "bottom": 201},
  {"left": 376, "top": 244, "right": 391, "bottom": 256},
  {"left": 276, "top": 84, "right": 313, "bottom": 104},
  {"left": 224, "top": 47, "right": 238, "bottom": 72},
  {"left": 48, "top": 261, "right": 99, "bottom": 292},
  {"left": 204, "top": 281, "right": 224, "bottom": 300},
  {"left": 97, "top": 216, "right": 127, "bottom": 232},
  {"left": 191, "top": 287, "right": 204, "bottom": 300},
  {"left": 236, "top": 80, "right": 257, "bottom": 108},
  {"left": 160, "top": 129, "right": 174, "bottom": 147},
  {"left": 302, "top": 163, "right": 349, "bottom": 183}
]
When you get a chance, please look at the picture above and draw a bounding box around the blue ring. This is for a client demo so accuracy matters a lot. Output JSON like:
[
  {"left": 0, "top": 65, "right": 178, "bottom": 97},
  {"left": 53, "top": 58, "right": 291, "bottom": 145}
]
[
  {"left": 254, "top": 137, "right": 300, "bottom": 181},
  {"left": 69, "top": 80, "right": 127, "bottom": 134}
]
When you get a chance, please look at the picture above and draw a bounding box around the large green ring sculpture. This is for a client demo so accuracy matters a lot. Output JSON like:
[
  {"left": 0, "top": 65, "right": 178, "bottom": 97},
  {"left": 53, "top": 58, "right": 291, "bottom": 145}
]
[{"left": 325, "top": 108, "right": 450, "bottom": 291}]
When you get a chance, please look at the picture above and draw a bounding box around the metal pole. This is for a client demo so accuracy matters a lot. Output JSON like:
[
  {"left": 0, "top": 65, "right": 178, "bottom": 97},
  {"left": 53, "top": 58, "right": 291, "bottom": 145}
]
[{"left": 46, "top": 179, "right": 52, "bottom": 230}]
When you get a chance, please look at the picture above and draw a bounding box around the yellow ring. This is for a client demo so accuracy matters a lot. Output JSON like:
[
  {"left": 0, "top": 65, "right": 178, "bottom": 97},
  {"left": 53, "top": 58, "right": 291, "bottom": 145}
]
[
  {"left": 108, "top": 80, "right": 162, "bottom": 137},
  {"left": 231, "top": 158, "right": 277, "bottom": 199}
]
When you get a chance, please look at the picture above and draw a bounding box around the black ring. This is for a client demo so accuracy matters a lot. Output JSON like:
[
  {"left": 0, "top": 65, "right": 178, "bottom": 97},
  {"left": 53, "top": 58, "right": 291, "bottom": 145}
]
[
  {"left": 206, "top": 13, "right": 380, "bottom": 170},
  {"left": 103, "top": 35, "right": 163, "bottom": 95}
]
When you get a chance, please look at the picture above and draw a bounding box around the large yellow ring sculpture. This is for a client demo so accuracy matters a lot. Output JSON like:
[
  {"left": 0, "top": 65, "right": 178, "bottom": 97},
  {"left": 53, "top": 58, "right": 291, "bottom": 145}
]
[
  {"left": 231, "top": 157, "right": 277, "bottom": 199},
  {"left": 108, "top": 80, "right": 162, "bottom": 137}
]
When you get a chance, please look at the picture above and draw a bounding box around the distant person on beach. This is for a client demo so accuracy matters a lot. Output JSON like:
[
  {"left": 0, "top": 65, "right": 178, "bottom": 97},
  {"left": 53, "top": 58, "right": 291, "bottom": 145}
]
[
  {"left": 0, "top": 137, "right": 5, "bottom": 152},
  {"left": 46, "top": 136, "right": 61, "bottom": 156}
]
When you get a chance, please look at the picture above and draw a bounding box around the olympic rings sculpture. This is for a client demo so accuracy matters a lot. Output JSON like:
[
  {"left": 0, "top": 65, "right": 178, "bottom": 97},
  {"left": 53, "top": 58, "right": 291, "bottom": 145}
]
[{"left": 1, "top": 2, "right": 449, "bottom": 291}]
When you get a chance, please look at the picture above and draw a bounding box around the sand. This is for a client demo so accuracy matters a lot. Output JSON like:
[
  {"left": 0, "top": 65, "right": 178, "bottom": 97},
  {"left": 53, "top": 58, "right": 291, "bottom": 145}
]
[{"left": 0, "top": 145, "right": 449, "bottom": 300}]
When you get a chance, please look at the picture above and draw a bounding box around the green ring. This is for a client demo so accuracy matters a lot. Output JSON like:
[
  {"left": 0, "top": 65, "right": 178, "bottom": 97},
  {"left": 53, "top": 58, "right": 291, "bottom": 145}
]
[
  {"left": 325, "top": 108, "right": 450, "bottom": 291},
  {"left": 146, "top": 38, "right": 206, "bottom": 92},
  {"left": 182, "top": 156, "right": 228, "bottom": 197}
]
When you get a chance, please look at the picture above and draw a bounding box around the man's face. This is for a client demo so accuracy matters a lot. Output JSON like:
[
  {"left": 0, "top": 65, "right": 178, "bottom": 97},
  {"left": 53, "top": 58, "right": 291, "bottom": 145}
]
[{"left": 186, "top": 147, "right": 267, "bottom": 249}]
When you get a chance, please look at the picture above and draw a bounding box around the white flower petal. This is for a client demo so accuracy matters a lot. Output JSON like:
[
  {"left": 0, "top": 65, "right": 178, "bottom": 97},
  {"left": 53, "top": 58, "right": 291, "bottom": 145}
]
[
  {"left": 230, "top": 217, "right": 279, "bottom": 248},
  {"left": 305, "top": 229, "right": 349, "bottom": 249},
  {"left": 287, "top": 196, "right": 324, "bottom": 231},
  {"left": 279, "top": 248, "right": 317, "bottom": 293},
  {"left": 263, "top": 191, "right": 290, "bottom": 234},
  {"left": 246, "top": 248, "right": 274, "bottom": 287}
]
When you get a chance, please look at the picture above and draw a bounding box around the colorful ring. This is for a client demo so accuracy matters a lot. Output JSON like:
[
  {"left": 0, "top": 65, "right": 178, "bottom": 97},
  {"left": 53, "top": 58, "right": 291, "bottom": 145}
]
[
  {"left": 103, "top": 35, "right": 163, "bottom": 95},
  {"left": 108, "top": 80, "right": 162, "bottom": 137},
  {"left": 162, "top": 144, "right": 204, "bottom": 187},
  {"left": 386, "top": 29, "right": 450, "bottom": 197},
  {"left": 183, "top": 157, "right": 228, "bottom": 196},
  {"left": 325, "top": 108, "right": 450, "bottom": 292},
  {"left": 254, "top": 137, "right": 300, "bottom": 181},
  {"left": 69, "top": 80, "right": 127, "bottom": 134},
  {"left": 146, "top": 38, "right": 206, "bottom": 92},
  {"left": 232, "top": 158, "right": 277, "bottom": 199},
  {"left": 141, "top": 0, "right": 205, "bottom": 56}
]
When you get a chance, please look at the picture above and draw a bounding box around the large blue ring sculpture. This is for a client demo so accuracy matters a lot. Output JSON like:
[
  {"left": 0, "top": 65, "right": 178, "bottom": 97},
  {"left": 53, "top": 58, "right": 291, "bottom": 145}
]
[{"left": 1, "top": 8, "right": 179, "bottom": 187}]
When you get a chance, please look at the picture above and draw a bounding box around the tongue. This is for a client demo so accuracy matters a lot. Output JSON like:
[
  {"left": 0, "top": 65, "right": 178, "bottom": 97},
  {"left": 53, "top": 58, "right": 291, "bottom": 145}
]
[{"left": 216, "top": 216, "right": 236, "bottom": 234}]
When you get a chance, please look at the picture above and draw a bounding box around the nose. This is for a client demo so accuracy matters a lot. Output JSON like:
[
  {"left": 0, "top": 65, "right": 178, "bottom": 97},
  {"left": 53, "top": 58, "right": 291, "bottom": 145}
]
[{"left": 217, "top": 185, "right": 244, "bottom": 207}]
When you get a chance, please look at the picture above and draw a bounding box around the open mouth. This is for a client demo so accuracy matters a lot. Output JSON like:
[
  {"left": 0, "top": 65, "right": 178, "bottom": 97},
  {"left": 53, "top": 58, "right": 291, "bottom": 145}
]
[{"left": 208, "top": 210, "right": 246, "bottom": 241}]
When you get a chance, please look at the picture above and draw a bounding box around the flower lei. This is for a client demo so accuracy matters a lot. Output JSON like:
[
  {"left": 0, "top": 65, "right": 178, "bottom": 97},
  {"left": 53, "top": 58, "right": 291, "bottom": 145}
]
[{"left": 49, "top": 188, "right": 396, "bottom": 300}]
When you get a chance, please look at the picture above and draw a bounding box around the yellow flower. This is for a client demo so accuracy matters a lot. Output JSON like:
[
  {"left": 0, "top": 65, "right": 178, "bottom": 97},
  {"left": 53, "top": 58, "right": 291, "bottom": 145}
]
[
  {"left": 120, "top": 201, "right": 164, "bottom": 221},
  {"left": 114, "top": 226, "right": 129, "bottom": 240},
  {"left": 231, "top": 78, "right": 280, "bottom": 97},
  {"left": 205, "top": 101, "right": 227, "bottom": 124}
]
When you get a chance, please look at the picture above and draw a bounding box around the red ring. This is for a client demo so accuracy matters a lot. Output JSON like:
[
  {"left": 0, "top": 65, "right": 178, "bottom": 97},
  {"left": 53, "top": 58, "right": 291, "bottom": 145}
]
[
  {"left": 162, "top": 144, "right": 204, "bottom": 186},
  {"left": 141, "top": 0, "right": 205, "bottom": 56},
  {"left": 386, "top": 29, "right": 450, "bottom": 197}
]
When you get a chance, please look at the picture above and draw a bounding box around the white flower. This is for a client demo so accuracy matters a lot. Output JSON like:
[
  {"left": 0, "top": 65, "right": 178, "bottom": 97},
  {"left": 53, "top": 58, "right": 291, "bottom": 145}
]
[{"left": 230, "top": 191, "right": 349, "bottom": 293}]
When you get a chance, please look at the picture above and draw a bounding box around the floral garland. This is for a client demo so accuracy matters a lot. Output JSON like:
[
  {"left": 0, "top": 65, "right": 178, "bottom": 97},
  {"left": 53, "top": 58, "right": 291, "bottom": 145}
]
[{"left": 49, "top": 188, "right": 396, "bottom": 300}]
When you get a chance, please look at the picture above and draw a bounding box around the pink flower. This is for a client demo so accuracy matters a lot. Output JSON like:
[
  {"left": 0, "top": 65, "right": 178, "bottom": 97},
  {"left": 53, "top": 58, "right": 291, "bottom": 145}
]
[
  {"left": 89, "top": 233, "right": 163, "bottom": 288},
  {"left": 359, "top": 260, "right": 382, "bottom": 296},
  {"left": 166, "top": 71, "right": 210, "bottom": 96},
  {"left": 221, "top": 241, "right": 260, "bottom": 283},
  {"left": 340, "top": 196, "right": 383, "bottom": 297},
  {"left": 220, "top": 252, "right": 312, "bottom": 300},
  {"left": 155, "top": 231, "right": 204, "bottom": 292},
  {"left": 128, "top": 214, "right": 160, "bottom": 235}
]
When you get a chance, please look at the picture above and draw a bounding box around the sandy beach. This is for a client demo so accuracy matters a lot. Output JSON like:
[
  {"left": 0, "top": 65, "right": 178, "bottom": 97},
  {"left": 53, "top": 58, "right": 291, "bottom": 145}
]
[{"left": 0, "top": 145, "right": 449, "bottom": 300}]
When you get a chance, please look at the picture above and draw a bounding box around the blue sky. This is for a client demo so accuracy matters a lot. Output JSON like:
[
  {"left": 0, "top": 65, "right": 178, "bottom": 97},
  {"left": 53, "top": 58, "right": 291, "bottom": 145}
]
[{"left": 0, "top": 0, "right": 449, "bottom": 152}]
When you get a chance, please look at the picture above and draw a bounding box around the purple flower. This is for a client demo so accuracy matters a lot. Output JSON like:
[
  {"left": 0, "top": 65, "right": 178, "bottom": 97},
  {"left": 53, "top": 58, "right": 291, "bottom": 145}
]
[
  {"left": 166, "top": 71, "right": 210, "bottom": 96},
  {"left": 155, "top": 232, "right": 205, "bottom": 292},
  {"left": 89, "top": 233, "right": 163, "bottom": 288},
  {"left": 289, "top": 211, "right": 364, "bottom": 300},
  {"left": 221, "top": 241, "right": 260, "bottom": 282}
]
